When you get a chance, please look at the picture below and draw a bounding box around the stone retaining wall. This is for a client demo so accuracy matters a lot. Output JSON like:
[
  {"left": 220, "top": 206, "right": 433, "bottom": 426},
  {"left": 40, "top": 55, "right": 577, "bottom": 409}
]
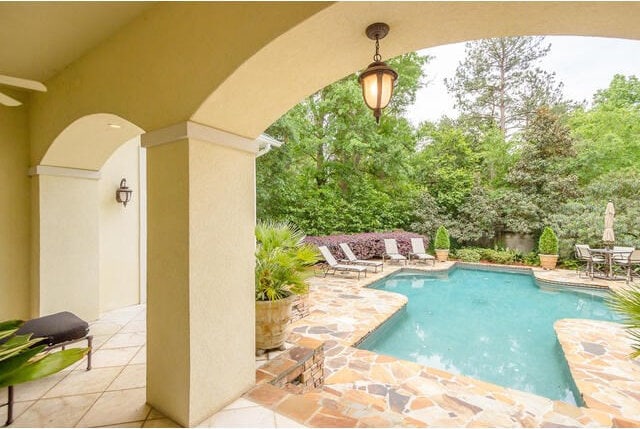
[{"left": 256, "top": 337, "right": 324, "bottom": 395}]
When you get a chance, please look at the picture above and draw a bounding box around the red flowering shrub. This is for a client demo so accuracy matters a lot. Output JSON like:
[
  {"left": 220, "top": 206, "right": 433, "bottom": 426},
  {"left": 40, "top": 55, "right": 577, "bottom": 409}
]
[{"left": 304, "top": 231, "right": 429, "bottom": 260}]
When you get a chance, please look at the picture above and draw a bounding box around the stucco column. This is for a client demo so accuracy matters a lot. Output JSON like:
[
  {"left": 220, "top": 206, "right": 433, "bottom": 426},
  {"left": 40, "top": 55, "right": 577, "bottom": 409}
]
[
  {"left": 142, "top": 122, "right": 256, "bottom": 427},
  {"left": 29, "top": 166, "right": 101, "bottom": 320}
]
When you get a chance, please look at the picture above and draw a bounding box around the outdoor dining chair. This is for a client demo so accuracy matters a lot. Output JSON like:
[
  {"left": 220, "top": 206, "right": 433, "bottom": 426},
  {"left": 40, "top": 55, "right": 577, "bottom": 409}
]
[
  {"left": 574, "top": 244, "right": 606, "bottom": 279},
  {"left": 613, "top": 249, "right": 640, "bottom": 284}
]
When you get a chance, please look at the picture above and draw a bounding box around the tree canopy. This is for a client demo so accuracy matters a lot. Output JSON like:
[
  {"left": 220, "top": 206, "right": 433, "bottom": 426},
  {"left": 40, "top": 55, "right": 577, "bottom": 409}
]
[{"left": 257, "top": 37, "right": 640, "bottom": 258}]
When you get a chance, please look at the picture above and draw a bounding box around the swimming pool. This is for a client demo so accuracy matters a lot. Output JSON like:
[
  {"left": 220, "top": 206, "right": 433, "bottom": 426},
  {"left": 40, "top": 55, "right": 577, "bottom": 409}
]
[{"left": 359, "top": 266, "right": 621, "bottom": 404}]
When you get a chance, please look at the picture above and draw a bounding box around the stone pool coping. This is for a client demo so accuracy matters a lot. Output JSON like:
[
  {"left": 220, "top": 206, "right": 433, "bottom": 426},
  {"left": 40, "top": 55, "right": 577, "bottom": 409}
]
[
  {"left": 248, "top": 261, "right": 636, "bottom": 427},
  {"left": 555, "top": 319, "right": 640, "bottom": 427}
]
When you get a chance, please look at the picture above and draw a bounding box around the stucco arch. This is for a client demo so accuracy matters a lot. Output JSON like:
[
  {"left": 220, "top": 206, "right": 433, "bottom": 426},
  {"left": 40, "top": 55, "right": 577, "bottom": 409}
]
[
  {"left": 193, "top": 1, "right": 640, "bottom": 138},
  {"left": 33, "top": 113, "right": 146, "bottom": 320},
  {"left": 42, "top": 113, "right": 144, "bottom": 170},
  {"left": 29, "top": 2, "right": 330, "bottom": 166}
]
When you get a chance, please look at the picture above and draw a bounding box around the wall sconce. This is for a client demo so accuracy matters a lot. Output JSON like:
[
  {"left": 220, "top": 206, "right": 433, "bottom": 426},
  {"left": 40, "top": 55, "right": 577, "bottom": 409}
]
[
  {"left": 115, "top": 178, "right": 133, "bottom": 207},
  {"left": 359, "top": 22, "right": 398, "bottom": 124}
]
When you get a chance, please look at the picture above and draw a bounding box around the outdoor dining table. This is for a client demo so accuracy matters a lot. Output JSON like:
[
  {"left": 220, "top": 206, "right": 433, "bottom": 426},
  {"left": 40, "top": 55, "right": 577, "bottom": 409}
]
[{"left": 589, "top": 248, "right": 631, "bottom": 280}]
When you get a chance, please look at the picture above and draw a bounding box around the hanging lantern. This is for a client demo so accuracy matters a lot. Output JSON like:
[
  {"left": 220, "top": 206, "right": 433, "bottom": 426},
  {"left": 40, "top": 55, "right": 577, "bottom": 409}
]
[{"left": 359, "top": 23, "right": 398, "bottom": 124}]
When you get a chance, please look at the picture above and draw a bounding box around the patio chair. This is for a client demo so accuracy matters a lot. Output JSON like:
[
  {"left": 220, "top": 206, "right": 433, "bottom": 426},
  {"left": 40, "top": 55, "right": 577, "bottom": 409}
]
[
  {"left": 574, "top": 244, "right": 606, "bottom": 279},
  {"left": 409, "top": 238, "right": 436, "bottom": 266},
  {"left": 613, "top": 246, "right": 635, "bottom": 262},
  {"left": 383, "top": 239, "right": 407, "bottom": 265},
  {"left": 338, "top": 243, "right": 383, "bottom": 272},
  {"left": 613, "top": 249, "right": 640, "bottom": 284},
  {"left": 3, "top": 311, "right": 92, "bottom": 426},
  {"left": 318, "top": 246, "right": 368, "bottom": 279}
]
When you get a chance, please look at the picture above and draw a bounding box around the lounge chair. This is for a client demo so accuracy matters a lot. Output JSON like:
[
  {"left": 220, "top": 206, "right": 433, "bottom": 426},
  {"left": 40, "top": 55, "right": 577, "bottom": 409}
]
[
  {"left": 339, "top": 243, "right": 383, "bottom": 272},
  {"left": 409, "top": 238, "right": 435, "bottom": 266},
  {"left": 574, "top": 244, "right": 606, "bottom": 279},
  {"left": 3, "top": 312, "right": 92, "bottom": 426},
  {"left": 613, "top": 249, "right": 640, "bottom": 284},
  {"left": 383, "top": 239, "right": 407, "bottom": 265},
  {"left": 318, "top": 246, "right": 368, "bottom": 279}
]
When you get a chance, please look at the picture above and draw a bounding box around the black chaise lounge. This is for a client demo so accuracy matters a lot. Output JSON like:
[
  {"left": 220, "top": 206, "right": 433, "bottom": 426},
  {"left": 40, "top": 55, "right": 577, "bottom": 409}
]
[{"left": 2, "top": 311, "right": 92, "bottom": 427}]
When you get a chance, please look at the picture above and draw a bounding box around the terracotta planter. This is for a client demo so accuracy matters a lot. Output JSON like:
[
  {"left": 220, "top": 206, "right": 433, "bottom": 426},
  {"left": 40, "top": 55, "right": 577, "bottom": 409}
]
[
  {"left": 255, "top": 295, "right": 295, "bottom": 354},
  {"left": 435, "top": 249, "right": 449, "bottom": 262},
  {"left": 539, "top": 254, "right": 559, "bottom": 270}
]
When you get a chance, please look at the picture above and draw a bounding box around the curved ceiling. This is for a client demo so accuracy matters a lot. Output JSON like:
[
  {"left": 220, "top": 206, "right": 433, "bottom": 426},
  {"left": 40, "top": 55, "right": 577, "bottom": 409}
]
[
  {"left": 0, "top": 2, "right": 152, "bottom": 82},
  {"left": 193, "top": 1, "right": 640, "bottom": 138}
]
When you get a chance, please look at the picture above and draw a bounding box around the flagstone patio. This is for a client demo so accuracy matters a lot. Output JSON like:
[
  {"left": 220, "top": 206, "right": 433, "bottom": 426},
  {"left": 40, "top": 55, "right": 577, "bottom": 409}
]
[{"left": 4, "top": 261, "right": 639, "bottom": 427}]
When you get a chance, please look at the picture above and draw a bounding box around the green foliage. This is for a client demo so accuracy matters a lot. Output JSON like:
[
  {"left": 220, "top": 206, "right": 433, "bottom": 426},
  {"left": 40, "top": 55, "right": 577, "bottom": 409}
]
[
  {"left": 523, "top": 251, "right": 540, "bottom": 266},
  {"left": 608, "top": 284, "right": 640, "bottom": 358},
  {"left": 255, "top": 221, "right": 320, "bottom": 301},
  {"left": 570, "top": 75, "right": 640, "bottom": 185},
  {"left": 455, "top": 248, "right": 481, "bottom": 262},
  {"left": 538, "top": 226, "right": 559, "bottom": 255},
  {"left": 257, "top": 53, "right": 429, "bottom": 235},
  {"left": 478, "top": 248, "right": 521, "bottom": 264},
  {"left": 549, "top": 168, "right": 640, "bottom": 258},
  {"left": 0, "top": 320, "right": 88, "bottom": 389},
  {"left": 504, "top": 107, "right": 578, "bottom": 233},
  {"left": 434, "top": 226, "right": 450, "bottom": 250},
  {"left": 257, "top": 37, "right": 639, "bottom": 263},
  {"left": 414, "top": 121, "right": 478, "bottom": 213}
]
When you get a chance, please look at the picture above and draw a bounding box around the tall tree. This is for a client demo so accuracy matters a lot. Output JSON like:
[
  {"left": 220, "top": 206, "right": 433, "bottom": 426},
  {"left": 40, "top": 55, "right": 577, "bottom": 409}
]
[
  {"left": 503, "top": 107, "right": 578, "bottom": 233},
  {"left": 257, "top": 53, "right": 429, "bottom": 235},
  {"left": 445, "top": 36, "right": 564, "bottom": 136}
]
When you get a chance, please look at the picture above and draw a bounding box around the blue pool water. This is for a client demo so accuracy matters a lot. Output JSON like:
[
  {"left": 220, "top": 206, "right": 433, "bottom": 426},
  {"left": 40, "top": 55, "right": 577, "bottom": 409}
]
[{"left": 359, "top": 267, "right": 621, "bottom": 404}]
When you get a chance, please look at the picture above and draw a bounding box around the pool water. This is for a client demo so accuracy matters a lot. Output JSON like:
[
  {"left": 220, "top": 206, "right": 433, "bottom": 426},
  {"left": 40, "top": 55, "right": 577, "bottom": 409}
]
[{"left": 359, "top": 267, "right": 621, "bottom": 404}]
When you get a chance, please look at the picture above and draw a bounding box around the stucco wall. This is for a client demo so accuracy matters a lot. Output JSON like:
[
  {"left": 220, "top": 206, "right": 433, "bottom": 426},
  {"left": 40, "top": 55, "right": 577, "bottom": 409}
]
[
  {"left": 37, "top": 174, "right": 100, "bottom": 320},
  {"left": 0, "top": 103, "right": 30, "bottom": 319},
  {"left": 99, "top": 137, "right": 141, "bottom": 313}
]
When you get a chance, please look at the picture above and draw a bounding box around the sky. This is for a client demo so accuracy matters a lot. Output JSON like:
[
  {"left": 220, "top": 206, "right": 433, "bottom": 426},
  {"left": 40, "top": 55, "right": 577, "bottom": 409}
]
[{"left": 406, "top": 36, "right": 640, "bottom": 125}]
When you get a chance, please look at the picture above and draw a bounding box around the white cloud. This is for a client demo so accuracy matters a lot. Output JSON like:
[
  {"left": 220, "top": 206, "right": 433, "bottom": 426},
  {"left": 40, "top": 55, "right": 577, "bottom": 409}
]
[{"left": 406, "top": 36, "right": 640, "bottom": 125}]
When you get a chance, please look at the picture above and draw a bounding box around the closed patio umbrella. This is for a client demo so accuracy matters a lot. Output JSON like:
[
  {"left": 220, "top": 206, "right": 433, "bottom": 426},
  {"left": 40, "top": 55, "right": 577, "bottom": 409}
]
[{"left": 602, "top": 201, "right": 615, "bottom": 245}]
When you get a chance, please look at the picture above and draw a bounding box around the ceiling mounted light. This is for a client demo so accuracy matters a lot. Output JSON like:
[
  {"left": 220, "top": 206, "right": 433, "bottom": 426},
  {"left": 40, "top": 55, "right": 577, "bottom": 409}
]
[{"left": 359, "top": 22, "right": 398, "bottom": 124}]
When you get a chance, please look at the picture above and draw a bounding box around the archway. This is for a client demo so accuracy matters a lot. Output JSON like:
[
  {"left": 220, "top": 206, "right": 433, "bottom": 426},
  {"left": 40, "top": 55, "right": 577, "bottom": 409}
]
[
  {"left": 32, "top": 113, "right": 145, "bottom": 320},
  {"left": 20, "top": 2, "right": 640, "bottom": 426}
]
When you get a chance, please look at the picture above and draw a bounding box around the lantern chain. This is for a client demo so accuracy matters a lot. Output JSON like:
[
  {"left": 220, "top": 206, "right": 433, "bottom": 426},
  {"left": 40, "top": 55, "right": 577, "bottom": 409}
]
[{"left": 374, "top": 37, "right": 382, "bottom": 62}]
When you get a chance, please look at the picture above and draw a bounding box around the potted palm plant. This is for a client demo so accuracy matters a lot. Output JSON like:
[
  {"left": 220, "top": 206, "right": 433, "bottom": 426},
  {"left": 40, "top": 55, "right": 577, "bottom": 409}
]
[
  {"left": 434, "top": 226, "right": 450, "bottom": 262},
  {"left": 538, "top": 226, "right": 559, "bottom": 270},
  {"left": 255, "top": 221, "right": 319, "bottom": 355}
]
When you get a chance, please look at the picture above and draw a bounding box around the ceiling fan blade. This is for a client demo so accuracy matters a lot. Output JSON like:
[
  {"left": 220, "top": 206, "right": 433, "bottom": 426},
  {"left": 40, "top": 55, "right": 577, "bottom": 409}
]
[
  {"left": 0, "top": 74, "right": 47, "bottom": 92},
  {"left": 0, "top": 91, "right": 22, "bottom": 106}
]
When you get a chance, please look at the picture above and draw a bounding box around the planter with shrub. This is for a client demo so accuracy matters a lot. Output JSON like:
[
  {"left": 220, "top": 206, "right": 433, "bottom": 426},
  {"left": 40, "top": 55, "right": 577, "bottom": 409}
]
[
  {"left": 538, "top": 226, "right": 559, "bottom": 270},
  {"left": 434, "top": 226, "right": 450, "bottom": 262}
]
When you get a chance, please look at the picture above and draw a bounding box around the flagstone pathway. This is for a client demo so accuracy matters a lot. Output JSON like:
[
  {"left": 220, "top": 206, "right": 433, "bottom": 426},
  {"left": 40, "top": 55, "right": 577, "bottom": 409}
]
[{"left": 246, "top": 262, "right": 640, "bottom": 427}]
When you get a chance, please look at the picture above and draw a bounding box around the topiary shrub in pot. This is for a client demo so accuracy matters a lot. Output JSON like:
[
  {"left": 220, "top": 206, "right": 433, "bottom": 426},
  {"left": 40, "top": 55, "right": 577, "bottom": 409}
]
[
  {"left": 434, "top": 226, "right": 450, "bottom": 262},
  {"left": 255, "top": 221, "right": 319, "bottom": 355},
  {"left": 538, "top": 226, "right": 559, "bottom": 270}
]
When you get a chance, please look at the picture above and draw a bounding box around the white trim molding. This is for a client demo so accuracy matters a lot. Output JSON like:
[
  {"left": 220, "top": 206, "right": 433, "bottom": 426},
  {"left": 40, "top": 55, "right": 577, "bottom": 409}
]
[
  {"left": 28, "top": 165, "right": 101, "bottom": 180},
  {"left": 141, "top": 121, "right": 261, "bottom": 154}
]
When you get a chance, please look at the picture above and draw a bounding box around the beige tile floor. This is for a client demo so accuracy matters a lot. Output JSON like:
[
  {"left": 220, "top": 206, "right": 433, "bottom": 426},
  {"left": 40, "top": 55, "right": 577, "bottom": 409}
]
[{"left": 4, "top": 304, "right": 298, "bottom": 428}]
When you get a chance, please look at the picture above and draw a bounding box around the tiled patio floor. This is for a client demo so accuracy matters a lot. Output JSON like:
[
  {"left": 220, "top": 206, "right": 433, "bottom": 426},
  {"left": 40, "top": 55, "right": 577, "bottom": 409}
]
[{"left": 5, "top": 261, "right": 639, "bottom": 427}]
